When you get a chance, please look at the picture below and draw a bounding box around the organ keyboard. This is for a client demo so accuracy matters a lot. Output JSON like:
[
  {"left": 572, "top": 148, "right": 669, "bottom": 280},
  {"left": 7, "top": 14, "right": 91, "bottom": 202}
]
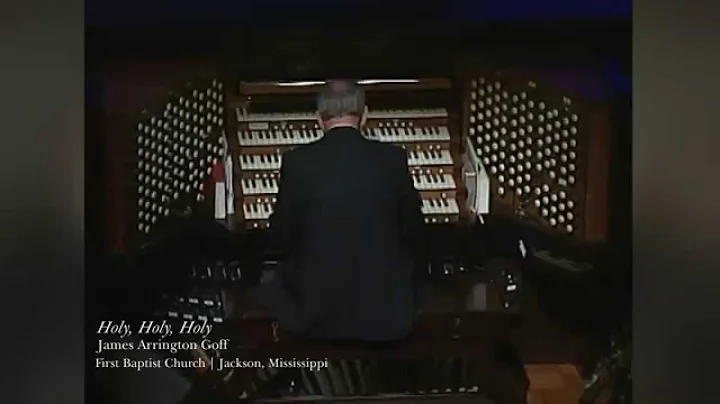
[
  {"left": 412, "top": 173, "right": 456, "bottom": 191},
  {"left": 237, "top": 124, "right": 323, "bottom": 146},
  {"left": 408, "top": 149, "right": 454, "bottom": 166},
  {"left": 361, "top": 121, "right": 451, "bottom": 143},
  {"left": 239, "top": 153, "right": 282, "bottom": 170},
  {"left": 238, "top": 148, "right": 453, "bottom": 172},
  {"left": 236, "top": 111, "right": 452, "bottom": 146},
  {"left": 229, "top": 80, "right": 462, "bottom": 229},
  {"left": 421, "top": 198, "right": 460, "bottom": 216},
  {"left": 242, "top": 198, "right": 275, "bottom": 221},
  {"left": 240, "top": 177, "right": 279, "bottom": 195}
]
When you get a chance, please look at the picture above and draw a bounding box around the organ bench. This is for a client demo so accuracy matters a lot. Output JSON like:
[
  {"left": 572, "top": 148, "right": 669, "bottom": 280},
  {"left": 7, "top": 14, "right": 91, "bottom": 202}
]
[{"left": 178, "top": 270, "right": 526, "bottom": 404}]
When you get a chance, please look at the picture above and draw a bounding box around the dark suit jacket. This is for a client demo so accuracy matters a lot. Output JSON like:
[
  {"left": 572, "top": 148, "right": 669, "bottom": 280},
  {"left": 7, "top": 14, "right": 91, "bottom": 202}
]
[{"left": 250, "top": 126, "right": 426, "bottom": 341}]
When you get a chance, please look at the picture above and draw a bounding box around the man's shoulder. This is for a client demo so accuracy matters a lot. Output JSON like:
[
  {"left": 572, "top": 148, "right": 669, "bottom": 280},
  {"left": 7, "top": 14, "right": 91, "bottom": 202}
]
[
  {"left": 280, "top": 141, "right": 325, "bottom": 172},
  {"left": 281, "top": 144, "right": 308, "bottom": 165},
  {"left": 286, "top": 131, "right": 405, "bottom": 164},
  {"left": 363, "top": 137, "right": 406, "bottom": 161}
]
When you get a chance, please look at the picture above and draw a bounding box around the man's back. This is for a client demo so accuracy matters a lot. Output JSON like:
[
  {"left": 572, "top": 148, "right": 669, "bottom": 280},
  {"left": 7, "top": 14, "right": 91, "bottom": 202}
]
[{"left": 266, "top": 126, "right": 424, "bottom": 341}]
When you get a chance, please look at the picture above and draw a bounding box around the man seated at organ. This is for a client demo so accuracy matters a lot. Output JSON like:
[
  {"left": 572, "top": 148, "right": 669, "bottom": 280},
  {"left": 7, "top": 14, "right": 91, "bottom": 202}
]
[{"left": 250, "top": 80, "right": 427, "bottom": 343}]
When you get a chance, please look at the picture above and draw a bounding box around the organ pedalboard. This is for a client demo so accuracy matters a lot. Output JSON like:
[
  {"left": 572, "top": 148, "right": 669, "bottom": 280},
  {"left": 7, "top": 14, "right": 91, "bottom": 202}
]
[{"left": 231, "top": 84, "right": 463, "bottom": 229}]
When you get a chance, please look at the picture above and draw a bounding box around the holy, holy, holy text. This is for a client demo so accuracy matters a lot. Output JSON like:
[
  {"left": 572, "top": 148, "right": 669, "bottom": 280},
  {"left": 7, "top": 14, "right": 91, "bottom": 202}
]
[{"left": 95, "top": 319, "right": 213, "bottom": 339}]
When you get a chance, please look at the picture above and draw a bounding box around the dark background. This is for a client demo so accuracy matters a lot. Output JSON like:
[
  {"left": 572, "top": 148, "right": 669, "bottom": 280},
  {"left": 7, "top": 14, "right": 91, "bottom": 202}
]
[
  {"left": 85, "top": 0, "right": 632, "bottom": 82},
  {"left": 85, "top": 0, "right": 631, "bottom": 26},
  {"left": 3, "top": 0, "right": 720, "bottom": 403}
]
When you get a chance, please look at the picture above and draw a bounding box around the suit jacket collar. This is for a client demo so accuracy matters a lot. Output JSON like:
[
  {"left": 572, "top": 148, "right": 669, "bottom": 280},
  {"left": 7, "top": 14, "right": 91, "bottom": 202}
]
[{"left": 322, "top": 126, "right": 365, "bottom": 142}]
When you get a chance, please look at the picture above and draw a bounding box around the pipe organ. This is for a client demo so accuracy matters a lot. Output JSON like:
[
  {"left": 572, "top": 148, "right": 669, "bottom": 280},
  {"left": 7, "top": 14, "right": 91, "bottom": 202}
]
[
  {"left": 228, "top": 72, "right": 612, "bottom": 245},
  {"left": 109, "top": 60, "right": 615, "bottom": 404}
]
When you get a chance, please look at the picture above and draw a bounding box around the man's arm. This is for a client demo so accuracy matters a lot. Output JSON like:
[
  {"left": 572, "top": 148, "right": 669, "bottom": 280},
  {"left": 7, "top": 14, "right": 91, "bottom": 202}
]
[
  {"left": 269, "top": 152, "right": 301, "bottom": 255},
  {"left": 394, "top": 148, "right": 427, "bottom": 280}
]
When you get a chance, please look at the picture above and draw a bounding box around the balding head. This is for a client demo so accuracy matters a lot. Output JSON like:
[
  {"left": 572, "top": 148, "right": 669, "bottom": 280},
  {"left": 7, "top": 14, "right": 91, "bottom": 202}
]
[{"left": 316, "top": 80, "right": 368, "bottom": 131}]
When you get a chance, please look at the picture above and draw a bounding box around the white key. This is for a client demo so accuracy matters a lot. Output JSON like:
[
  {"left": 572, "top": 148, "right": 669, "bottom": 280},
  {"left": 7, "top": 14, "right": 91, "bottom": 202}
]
[
  {"left": 447, "top": 199, "right": 459, "bottom": 214},
  {"left": 425, "top": 174, "right": 436, "bottom": 190},
  {"left": 412, "top": 175, "right": 421, "bottom": 189},
  {"left": 410, "top": 150, "right": 422, "bottom": 166},
  {"left": 397, "top": 127, "right": 409, "bottom": 142},
  {"left": 444, "top": 174, "right": 457, "bottom": 189},
  {"left": 372, "top": 128, "right": 383, "bottom": 140},
  {"left": 410, "top": 150, "right": 420, "bottom": 165},
  {"left": 261, "top": 203, "right": 272, "bottom": 219},
  {"left": 240, "top": 179, "right": 251, "bottom": 194},
  {"left": 421, "top": 199, "right": 432, "bottom": 215},
  {"left": 423, "top": 150, "right": 433, "bottom": 165},
  {"left": 245, "top": 204, "right": 255, "bottom": 220},
  {"left": 425, "top": 199, "right": 436, "bottom": 214},
  {"left": 386, "top": 128, "right": 396, "bottom": 142}
]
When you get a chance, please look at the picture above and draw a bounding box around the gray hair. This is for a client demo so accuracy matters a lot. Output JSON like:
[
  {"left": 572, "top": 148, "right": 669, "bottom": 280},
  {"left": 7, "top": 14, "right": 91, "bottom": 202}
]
[{"left": 316, "top": 80, "right": 365, "bottom": 121}]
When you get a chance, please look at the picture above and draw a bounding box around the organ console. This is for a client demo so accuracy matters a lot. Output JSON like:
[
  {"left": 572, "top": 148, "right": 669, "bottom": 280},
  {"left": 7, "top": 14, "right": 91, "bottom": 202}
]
[
  {"left": 229, "top": 79, "right": 465, "bottom": 229},
  {"left": 110, "top": 55, "right": 616, "bottom": 403},
  {"left": 227, "top": 71, "right": 612, "bottom": 246}
]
